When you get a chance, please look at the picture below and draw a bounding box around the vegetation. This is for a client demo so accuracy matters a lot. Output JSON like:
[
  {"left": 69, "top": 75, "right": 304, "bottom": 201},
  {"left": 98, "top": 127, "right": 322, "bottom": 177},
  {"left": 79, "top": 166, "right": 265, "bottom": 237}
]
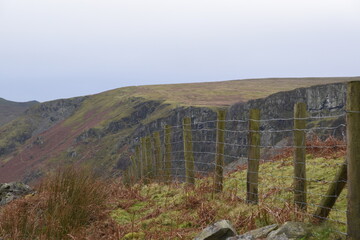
[
  {"left": 0, "top": 167, "right": 116, "bottom": 239},
  {"left": 0, "top": 150, "right": 347, "bottom": 239}
]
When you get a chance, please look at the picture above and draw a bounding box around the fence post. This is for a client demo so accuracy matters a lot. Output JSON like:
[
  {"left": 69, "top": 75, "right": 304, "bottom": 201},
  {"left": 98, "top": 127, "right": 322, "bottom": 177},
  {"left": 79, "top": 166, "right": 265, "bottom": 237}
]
[
  {"left": 164, "top": 125, "right": 172, "bottom": 183},
  {"left": 153, "top": 131, "right": 162, "bottom": 180},
  {"left": 214, "top": 109, "right": 226, "bottom": 193},
  {"left": 347, "top": 81, "right": 360, "bottom": 240},
  {"left": 294, "top": 102, "right": 307, "bottom": 211},
  {"left": 313, "top": 160, "right": 347, "bottom": 223},
  {"left": 141, "top": 137, "right": 147, "bottom": 179},
  {"left": 145, "top": 136, "right": 154, "bottom": 179},
  {"left": 130, "top": 156, "right": 136, "bottom": 184},
  {"left": 247, "top": 109, "right": 260, "bottom": 204},
  {"left": 183, "top": 117, "right": 195, "bottom": 185},
  {"left": 135, "top": 145, "right": 142, "bottom": 180}
]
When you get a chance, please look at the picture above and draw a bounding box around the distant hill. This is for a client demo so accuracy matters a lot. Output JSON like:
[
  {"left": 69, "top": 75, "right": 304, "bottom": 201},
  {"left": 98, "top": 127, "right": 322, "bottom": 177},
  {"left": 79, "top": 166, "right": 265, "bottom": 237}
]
[
  {"left": 0, "top": 77, "right": 357, "bottom": 183},
  {"left": 0, "top": 98, "right": 38, "bottom": 127}
]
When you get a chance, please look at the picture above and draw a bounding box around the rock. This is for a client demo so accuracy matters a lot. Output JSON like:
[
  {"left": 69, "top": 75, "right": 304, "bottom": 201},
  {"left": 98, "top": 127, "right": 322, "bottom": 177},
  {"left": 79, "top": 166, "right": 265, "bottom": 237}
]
[
  {"left": 226, "top": 234, "right": 254, "bottom": 240},
  {"left": 0, "top": 182, "right": 33, "bottom": 206},
  {"left": 246, "top": 224, "right": 279, "bottom": 239},
  {"left": 227, "top": 224, "right": 278, "bottom": 240},
  {"left": 270, "top": 233, "right": 290, "bottom": 240},
  {"left": 194, "top": 220, "right": 237, "bottom": 240},
  {"left": 267, "top": 222, "right": 309, "bottom": 240}
]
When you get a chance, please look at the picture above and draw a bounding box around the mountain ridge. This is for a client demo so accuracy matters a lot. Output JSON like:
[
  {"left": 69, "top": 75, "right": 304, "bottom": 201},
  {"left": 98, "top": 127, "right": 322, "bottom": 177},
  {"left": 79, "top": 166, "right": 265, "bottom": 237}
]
[
  {"left": 0, "top": 77, "right": 357, "bottom": 183},
  {"left": 0, "top": 98, "right": 39, "bottom": 127}
]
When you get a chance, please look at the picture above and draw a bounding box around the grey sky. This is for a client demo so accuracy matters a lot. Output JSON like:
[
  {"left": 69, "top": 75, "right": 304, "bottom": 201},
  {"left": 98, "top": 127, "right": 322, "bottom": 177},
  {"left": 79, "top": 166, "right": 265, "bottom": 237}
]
[{"left": 1, "top": 0, "right": 359, "bottom": 102}]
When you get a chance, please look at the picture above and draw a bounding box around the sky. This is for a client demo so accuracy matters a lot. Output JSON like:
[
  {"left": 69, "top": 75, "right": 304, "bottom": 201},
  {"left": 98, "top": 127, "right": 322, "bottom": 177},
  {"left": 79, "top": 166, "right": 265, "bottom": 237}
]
[{"left": 0, "top": 0, "right": 359, "bottom": 102}]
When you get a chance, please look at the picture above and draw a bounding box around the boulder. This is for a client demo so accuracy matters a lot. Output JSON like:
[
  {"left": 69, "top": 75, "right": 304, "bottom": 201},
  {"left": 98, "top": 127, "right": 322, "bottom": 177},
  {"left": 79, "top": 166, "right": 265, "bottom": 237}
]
[
  {"left": 245, "top": 224, "right": 278, "bottom": 239},
  {"left": 227, "top": 224, "right": 278, "bottom": 240},
  {"left": 226, "top": 234, "right": 255, "bottom": 240},
  {"left": 0, "top": 182, "right": 33, "bottom": 206},
  {"left": 194, "top": 220, "right": 237, "bottom": 240},
  {"left": 267, "top": 222, "right": 309, "bottom": 240},
  {"left": 269, "top": 233, "right": 290, "bottom": 240}
]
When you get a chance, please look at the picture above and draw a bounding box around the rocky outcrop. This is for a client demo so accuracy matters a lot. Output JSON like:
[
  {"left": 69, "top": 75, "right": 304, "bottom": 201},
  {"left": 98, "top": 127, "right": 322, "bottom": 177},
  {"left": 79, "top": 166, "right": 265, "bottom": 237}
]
[
  {"left": 196, "top": 221, "right": 310, "bottom": 240},
  {"left": 121, "top": 83, "right": 347, "bottom": 177},
  {"left": 0, "top": 182, "right": 33, "bottom": 206},
  {"left": 0, "top": 97, "right": 86, "bottom": 157},
  {"left": 28, "top": 96, "right": 87, "bottom": 135}
]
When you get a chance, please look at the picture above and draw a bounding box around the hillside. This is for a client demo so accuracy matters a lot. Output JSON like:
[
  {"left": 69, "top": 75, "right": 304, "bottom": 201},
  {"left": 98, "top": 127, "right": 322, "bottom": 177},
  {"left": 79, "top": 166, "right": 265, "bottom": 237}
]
[
  {"left": 0, "top": 98, "right": 38, "bottom": 127},
  {"left": 0, "top": 77, "right": 356, "bottom": 183}
]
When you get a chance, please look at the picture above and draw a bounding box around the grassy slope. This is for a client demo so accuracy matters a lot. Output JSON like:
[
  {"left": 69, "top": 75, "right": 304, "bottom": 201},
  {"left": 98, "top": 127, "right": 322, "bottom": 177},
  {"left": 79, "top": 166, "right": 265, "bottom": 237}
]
[
  {"left": 0, "top": 98, "right": 38, "bottom": 126},
  {"left": 111, "top": 154, "right": 347, "bottom": 240},
  {"left": 108, "top": 77, "right": 356, "bottom": 107},
  {"left": 0, "top": 77, "right": 355, "bottom": 182}
]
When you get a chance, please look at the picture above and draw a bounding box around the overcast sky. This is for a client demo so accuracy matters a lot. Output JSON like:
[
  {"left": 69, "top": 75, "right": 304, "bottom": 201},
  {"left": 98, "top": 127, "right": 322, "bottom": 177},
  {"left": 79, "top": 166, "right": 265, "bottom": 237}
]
[{"left": 1, "top": 0, "right": 359, "bottom": 102}]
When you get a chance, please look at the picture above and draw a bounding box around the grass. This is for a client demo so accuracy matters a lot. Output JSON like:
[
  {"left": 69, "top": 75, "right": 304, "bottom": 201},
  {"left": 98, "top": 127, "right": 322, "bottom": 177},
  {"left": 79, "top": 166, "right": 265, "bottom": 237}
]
[
  {"left": 107, "top": 154, "right": 347, "bottom": 239},
  {"left": 0, "top": 129, "right": 349, "bottom": 239},
  {"left": 0, "top": 166, "right": 113, "bottom": 240},
  {"left": 0, "top": 150, "right": 347, "bottom": 239}
]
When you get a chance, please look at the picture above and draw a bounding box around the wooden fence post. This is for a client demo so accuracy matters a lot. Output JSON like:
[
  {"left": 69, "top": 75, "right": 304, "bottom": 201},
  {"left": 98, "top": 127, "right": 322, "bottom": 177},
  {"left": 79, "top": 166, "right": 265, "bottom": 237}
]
[
  {"left": 313, "top": 160, "right": 347, "bottom": 223},
  {"left": 214, "top": 109, "right": 226, "bottom": 193},
  {"left": 130, "top": 156, "right": 136, "bottom": 184},
  {"left": 153, "top": 131, "right": 162, "bottom": 180},
  {"left": 294, "top": 102, "right": 307, "bottom": 211},
  {"left": 145, "top": 136, "right": 154, "bottom": 179},
  {"left": 347, "top": 81, "right": 360, "bottom": 240},
  {"left": 247, "top": 109, "right": 260, "bottom": 204},
  {"left": 183, "top": 117, "right": 195, "bottom": 185},
  {"left": 141, "top": 137, "right": 147, "bottom": 179},
  {"left": 135, "top": 145, "right": 142, "bottom": 180},
  {"left": 164, "top": 125, "right": 173, "bottom": 183}
]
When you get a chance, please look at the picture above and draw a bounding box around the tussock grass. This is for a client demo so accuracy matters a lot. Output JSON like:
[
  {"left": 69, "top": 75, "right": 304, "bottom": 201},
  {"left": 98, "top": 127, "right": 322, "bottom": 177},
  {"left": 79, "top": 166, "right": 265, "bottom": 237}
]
[{"left": 0, "top": 167, "right": 113, "bottom": 240}]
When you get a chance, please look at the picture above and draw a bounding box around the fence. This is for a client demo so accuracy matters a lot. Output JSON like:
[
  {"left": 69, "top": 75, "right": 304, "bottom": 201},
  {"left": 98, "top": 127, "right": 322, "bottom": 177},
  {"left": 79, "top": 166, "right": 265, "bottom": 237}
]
[{"left": 123, "top": 81, "right": 360, "bottom": 239}]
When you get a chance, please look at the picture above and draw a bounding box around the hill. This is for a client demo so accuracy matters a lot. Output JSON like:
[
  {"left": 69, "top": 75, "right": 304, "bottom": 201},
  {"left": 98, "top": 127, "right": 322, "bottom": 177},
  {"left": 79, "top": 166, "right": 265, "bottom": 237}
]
[
  {"left": 0, "top": 98, "right": 38, "bottom": 127},
  {"left": 0, "top": 77, "right": 356, "bottom": 183}
]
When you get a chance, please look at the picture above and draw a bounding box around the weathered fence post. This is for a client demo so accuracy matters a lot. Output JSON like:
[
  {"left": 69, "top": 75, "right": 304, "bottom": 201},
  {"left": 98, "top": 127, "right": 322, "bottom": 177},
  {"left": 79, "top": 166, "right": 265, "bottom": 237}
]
[
  {"left": 135, "top": 145, "right": 142, "bottom": 180},
  {"left": 347, "top": 81, "right": 360, "bottom": 240},
  {"left": 183, "top": 117, "right": 195, "bottom": 185},
  {"left": 141, "top": 137, "right": 147, "bottom": 179},
  {"left": 153, "top": 131, "right": 162, "bottom": 180},
  {"left": 247, "top": 109, "right": 260, "bottom": 204},
  {"left": 145, "top": 136, "right": 154, "bottom": 179},
  {"left": 164, "top": 125, "right": 172, "bottom": 183},
  {"left": 214, "top": 109, "right": 226, "bottom": 193},
  {"left": 123, "top": 169, "right": 130, "bottom": 186},
  {"left": 130, "top": 156, "right": 136, "bottom": 184},
  {"left": 294, "top": 102, "right": 307, "bottom": 211},
  {"left": 313, "top": 160, "right": 347, "bottom": 223}
]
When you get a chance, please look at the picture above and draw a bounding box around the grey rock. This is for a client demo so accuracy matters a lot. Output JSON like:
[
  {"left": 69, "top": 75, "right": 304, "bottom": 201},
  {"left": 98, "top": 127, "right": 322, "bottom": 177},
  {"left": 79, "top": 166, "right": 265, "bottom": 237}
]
[
  {"left": 227, "top": 233, "right": 254, "bottom": 240},
  {"left": 246, "top": 224, "right": 278, "bottom": 239},
  {"left": 267, "top": 222, "right": 309, "bottom": 240},
  {"left": 270, "top": 233, "right": 290, "bottom": 240},
  {"left": 194, "top": 220, "right": 237, "bottom": 240},
  {"left": 227, "top": 224, "right": 278, "bottom": 240},
  {"left": 0, "top": 182, "right": 33, "bottom": 206}
]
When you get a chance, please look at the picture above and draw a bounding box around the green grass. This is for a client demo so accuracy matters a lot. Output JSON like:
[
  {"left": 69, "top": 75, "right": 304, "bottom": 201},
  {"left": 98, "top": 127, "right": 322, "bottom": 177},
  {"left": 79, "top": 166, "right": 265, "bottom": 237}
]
[
  {"left": 0, "top": 154, "right": 347, "bottom": 239},
  {"left": 111, "top": 154, "right": 347, "bottom": 239}
]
